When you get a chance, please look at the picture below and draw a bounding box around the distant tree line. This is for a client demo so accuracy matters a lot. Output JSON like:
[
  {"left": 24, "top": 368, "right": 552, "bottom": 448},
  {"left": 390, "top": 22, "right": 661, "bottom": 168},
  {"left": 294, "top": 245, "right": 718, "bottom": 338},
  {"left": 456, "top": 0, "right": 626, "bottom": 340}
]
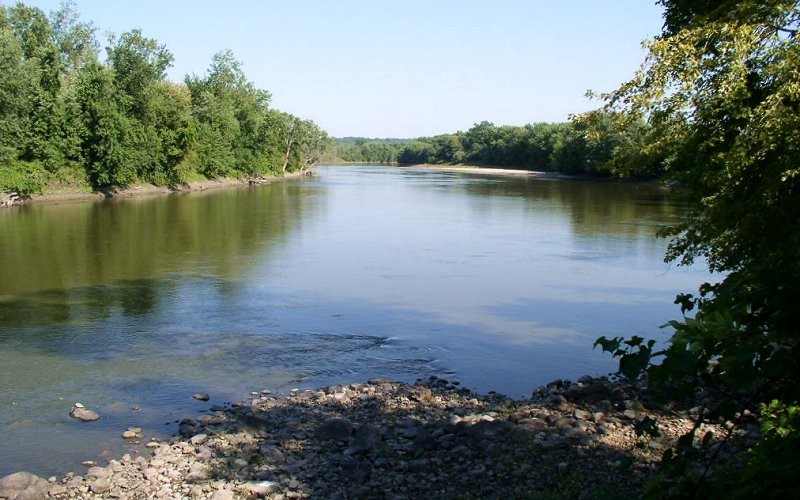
[
  {"left": 0, "top": 2, "right": 329, "bottom": 195},
  {"left": 333, "top": 138, "right": 404, "bottom": 164},
  {"left": 332, "top": 114, "right": 663, "bottom": 178}
]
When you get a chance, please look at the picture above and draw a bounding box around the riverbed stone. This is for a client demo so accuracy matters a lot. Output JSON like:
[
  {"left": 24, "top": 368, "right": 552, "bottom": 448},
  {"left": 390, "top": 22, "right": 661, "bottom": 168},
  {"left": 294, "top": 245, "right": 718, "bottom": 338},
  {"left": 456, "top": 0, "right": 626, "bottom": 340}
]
[
  {"left": 190, "top": 433, "right": 209, "bottom": 445},
  {"left": 193, "top": 393, "right": 210, "bottom": 401},
  {"left": 0, "top": 471, "right": 49, "bottom": 500},
  {"left": 89, "top": 477, "right": 112, "bottom": 494},
  {"left": 31, "top": 374, "right": 737, "bottom": 499},
  {"left": 241, "top": 480, "right": 279, "bottom": 497},
  {"left": 69, "top": 404, "right": 100, "bottom": 422},
  {"left": 208, "top": 489, "right": 236, "bottom": 500},
  {"left": 186, "top": 463, "right": 208, "bottom": 482}
]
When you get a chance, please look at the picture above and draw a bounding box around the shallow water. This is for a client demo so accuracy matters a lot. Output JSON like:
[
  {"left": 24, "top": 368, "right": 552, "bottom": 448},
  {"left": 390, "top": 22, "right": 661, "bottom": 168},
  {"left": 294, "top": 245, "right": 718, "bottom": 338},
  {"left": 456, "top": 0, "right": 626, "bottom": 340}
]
[{"left": 0, "top": 166, "right": 710, "bottom": 476}]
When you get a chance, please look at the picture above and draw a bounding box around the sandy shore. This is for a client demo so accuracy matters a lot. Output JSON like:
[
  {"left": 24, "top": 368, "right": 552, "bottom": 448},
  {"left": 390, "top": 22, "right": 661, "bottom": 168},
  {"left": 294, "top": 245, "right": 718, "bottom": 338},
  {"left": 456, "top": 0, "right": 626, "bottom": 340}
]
[{"left": 398, "top": 164, "right": 574, "bottom": 179}]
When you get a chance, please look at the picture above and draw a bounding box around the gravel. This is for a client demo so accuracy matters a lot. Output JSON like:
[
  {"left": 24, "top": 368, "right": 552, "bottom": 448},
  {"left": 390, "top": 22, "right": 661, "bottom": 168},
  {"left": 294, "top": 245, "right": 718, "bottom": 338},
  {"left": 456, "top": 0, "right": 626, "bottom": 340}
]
[{"left": 1, "top": 375, "right": 754, "bottom": 499}]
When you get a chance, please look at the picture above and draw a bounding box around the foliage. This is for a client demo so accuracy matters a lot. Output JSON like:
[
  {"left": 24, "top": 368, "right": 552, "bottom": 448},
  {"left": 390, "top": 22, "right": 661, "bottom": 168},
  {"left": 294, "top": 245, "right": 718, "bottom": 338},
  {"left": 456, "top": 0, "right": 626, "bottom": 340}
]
[
  {"left": 0, "top": 2, "right": 328, "bottom": 195},
  {"left": 0, "top": 160, "right": 47, "bottom": 195},
  {"left": 596, "top": 0, "right": 800, "bottom": 495},
  {"left": 388, "top": 118, "right": 662, "bottom": 176},
  {"left": 334, "top": 138, "right": 404, "bottom": 164}
]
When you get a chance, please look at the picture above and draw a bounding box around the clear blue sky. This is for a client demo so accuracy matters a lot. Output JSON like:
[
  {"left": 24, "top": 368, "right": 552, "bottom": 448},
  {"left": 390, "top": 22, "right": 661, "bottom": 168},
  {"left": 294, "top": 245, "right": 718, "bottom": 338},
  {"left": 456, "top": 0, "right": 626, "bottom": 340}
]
[{"left": 13, "top": 0, "right": 665, "bottom": 138}]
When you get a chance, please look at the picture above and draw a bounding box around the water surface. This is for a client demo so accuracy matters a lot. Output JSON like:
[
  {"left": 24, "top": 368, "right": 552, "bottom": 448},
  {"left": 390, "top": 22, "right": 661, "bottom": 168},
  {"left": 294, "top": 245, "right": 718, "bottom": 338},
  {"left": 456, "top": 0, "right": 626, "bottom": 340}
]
[{"left": 0, "top": 166, "right": 708, "bottom": 476}]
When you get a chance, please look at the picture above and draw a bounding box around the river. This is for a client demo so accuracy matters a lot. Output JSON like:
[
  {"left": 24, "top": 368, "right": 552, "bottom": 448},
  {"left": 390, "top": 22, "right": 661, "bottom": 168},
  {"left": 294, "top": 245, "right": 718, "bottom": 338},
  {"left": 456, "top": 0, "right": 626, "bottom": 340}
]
[{"left": 0, "top": 166, "right": 709, "bottom": 476}]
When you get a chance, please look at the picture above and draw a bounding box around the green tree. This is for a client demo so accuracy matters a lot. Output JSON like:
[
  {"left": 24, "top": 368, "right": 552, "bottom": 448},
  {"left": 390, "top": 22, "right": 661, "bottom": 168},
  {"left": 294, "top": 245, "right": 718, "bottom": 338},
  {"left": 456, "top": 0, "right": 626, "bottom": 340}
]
[
  {"left": 74, "top": 60, "right": 138, "bottom": 187},
  {"left": 186, "top": 50, "right": 275, "bottom": 178},
  {"left": 595, "top": 0, "right": 800, "bottom": 495},
  {"left": 397, "top": 140, "right": 434, "bottom": 165},
  {"left": 49, "top": 0, "right": 97, "bottom": 76},
  {"left": 3, "top": 3, "right": 63, "bottom": 170}
]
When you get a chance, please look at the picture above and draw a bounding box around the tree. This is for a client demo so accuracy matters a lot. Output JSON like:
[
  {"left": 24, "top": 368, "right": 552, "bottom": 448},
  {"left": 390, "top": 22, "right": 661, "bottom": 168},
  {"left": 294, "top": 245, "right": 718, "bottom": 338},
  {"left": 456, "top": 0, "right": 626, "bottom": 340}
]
[
  {"left": 595, "top": 0, "right": 800, "bottom": 495},
  {"left": 107, "top": 29, "right": 172, "bottom": 120},
  {"left": 74, "top": 60, "right": 138, "bottom": 187},
  {"left": 49, "top": 0, "right": 97, "bottom": 76}
]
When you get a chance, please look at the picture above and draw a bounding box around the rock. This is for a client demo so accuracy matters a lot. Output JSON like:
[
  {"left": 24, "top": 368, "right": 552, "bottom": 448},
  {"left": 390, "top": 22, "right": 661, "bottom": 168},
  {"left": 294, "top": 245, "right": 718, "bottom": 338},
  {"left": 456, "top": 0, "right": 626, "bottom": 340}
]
[
  {"left": 238, "top": 414, "right": 271, "bottom": 437},
  {"left": 241, "top": 480, "right": 279, "bottom": 497},
  {"left": 48, "top": 484, "right": 67, "bottom": 496},
  {"left": 143, "top": 468, "right": 159, "bottom": 482},
  {"left": 0, "top": 471, "right": 49, "bottom": 500},
  {"left": 89, "top": 477, "right": 112, "bottom": 494},
  {"left": 259, "top": 444, "right": 286, "bottom": 463},
  {"left": 412, "top": 429, "right": 437, "bottom": 452},
  {"left": 414, "top": 387, "right": 434, "bottom": 403},
  {"left": 545, "top": 394, "right": 568, "bottom": 410},
  {"left": 70, "top": 404, "right": 100, "bottom": 422},
  {"left": 562, "top": 427, "right": 588, "bottom": 440},
  {"left": 622, "top": 409, "right": 638, "bottom": 420},
  {"left": 85, "top": 466, "right": 107, "bottom": 478},
  {"left": 179, "top": 423, "right": 197, "bottom": 437},
  {"left": 193, "top": 393, "right": 210, "bottom": 401},
  {"left": 186, "top": 463, "right": 208, "bottom": 481},
  {"left": 122, "top": 430, "right": 139, "bottom": 439},
  {"left": 196, "top": 445, "right": 213, "bottom": 461},
  {"left": 317, "top": 417, "right": 353, "bottom": 441},
  {"left": 208, "top": 488, "right": 236, "bottom": 500},
  {"left": 190, "top": 433, "right": 209, "bottom": 445}
]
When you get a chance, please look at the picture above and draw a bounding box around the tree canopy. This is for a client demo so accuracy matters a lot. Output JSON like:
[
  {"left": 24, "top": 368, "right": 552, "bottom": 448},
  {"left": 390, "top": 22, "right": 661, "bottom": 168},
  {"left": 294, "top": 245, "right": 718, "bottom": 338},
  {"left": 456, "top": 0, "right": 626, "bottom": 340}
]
[
  {"left": 0, "top": 2, "right": 329, "bottom": 196},
  {"left": 595, "top": 0, "right": 800, "bottom": 495}
]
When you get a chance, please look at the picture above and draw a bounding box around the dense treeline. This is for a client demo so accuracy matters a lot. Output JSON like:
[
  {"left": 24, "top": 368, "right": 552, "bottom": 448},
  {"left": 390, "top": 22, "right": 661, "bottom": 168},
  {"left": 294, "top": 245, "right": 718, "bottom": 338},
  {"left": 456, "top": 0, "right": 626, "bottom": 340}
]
[
  {"left": 396, "top": 115, "right": 662, "bottom": 177},
  {"left": 332, "top": 115, "right": 663, "bottom": 178},
  {"left": 0, "top": 2, "right": 329, "bottom": 196},
  {"left": 333, "top": 138, "right": 405, "bottom": 164}
]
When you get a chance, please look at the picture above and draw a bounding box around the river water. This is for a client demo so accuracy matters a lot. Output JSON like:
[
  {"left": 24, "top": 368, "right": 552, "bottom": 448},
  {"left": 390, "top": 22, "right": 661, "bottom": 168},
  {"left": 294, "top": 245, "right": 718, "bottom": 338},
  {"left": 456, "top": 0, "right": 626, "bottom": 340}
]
[{"left": 0, "top": 166, "right": 709, "bottom": 476}]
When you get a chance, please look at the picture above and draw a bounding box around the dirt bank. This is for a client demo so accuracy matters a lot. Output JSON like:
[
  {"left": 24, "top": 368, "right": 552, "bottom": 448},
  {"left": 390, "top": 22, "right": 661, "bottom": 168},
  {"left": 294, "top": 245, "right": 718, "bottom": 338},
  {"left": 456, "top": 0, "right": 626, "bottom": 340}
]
[{"left": 1, "top": 170, "right": 314, "bottom": 208}]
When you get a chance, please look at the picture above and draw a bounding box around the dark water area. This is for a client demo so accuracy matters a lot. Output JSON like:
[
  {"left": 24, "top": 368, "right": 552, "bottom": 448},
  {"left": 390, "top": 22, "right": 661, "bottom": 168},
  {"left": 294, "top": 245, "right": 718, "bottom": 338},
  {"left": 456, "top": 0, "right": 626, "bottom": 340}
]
[{"left": 0, "top": 166, "right": 710, "bottom": 476}]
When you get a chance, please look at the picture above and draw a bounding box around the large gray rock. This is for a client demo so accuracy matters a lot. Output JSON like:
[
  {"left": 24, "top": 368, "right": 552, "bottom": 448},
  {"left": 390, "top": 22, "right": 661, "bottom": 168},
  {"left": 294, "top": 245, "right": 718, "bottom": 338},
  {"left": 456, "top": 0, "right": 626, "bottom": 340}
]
[
  {"left": 0, "top": 471, "right": 49, "bottom": 500},
  {"left": 89, "top": 477, "right": 112, "bottom": 494},
  {"left": 69, "top": 403, "right": 100, "bottom": 422}
]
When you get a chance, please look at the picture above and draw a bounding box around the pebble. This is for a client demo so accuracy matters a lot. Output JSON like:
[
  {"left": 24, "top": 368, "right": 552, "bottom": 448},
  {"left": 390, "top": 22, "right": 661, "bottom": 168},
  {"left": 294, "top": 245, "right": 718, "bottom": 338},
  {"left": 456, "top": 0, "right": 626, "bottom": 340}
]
[{"left": 193, "top": 393, "right": 210, "bottom": 401}]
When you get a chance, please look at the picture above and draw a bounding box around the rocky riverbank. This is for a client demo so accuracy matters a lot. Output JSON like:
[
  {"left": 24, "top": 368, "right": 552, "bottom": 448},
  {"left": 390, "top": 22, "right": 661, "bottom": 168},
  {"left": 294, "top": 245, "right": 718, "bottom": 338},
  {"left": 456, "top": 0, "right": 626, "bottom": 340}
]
[{"left": 0, "top": 375, "right": 749, "bottom": 499}]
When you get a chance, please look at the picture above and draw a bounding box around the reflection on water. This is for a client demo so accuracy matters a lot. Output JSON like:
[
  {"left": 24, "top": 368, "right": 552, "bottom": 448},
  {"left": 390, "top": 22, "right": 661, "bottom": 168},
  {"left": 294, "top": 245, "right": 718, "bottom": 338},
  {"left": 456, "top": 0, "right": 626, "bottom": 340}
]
[{"left": 0, "top": 166, "right": 710, "bottom": 476}]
